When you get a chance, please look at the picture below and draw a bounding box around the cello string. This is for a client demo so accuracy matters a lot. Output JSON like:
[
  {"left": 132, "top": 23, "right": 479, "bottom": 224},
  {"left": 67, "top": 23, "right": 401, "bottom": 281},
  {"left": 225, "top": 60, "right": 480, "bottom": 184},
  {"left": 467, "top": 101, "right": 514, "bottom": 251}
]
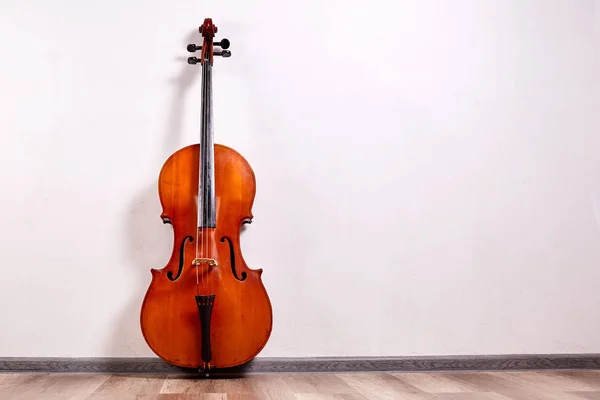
[
  {"left": 198, "top": 49, "right": 208, "bottom": 366},
  {"left": 206, "top": 47, "right": 212, "bottom": 291},
  {"left": 206, "top": 50, "right": 210, "bottom": 293},
  {"left": 207, "top": 49, "right": 213, "bottom": 297},
  {"left": 198, "top": 44, "right": 208, "bottom": 293},
  {"left": 203, "top": 44, "right": 212, "bottom": 293},
  {"left": 201, "top": 49, "right": 207, "bottom": 291}
]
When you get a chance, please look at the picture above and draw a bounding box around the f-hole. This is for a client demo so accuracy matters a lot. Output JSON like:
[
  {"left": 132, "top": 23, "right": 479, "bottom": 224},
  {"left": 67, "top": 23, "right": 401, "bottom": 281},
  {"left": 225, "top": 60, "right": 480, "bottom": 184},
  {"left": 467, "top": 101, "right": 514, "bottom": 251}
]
[
  {"left": 167, "top": 235, "right": 194, "bottom": 281},
  {"left": 220, "top": 236, "right": 247, "bottom": 281}
]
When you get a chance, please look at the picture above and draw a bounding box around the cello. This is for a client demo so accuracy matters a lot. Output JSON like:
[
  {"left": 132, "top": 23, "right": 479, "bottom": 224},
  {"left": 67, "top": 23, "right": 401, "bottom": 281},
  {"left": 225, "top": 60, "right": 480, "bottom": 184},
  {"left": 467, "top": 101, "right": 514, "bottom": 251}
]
[{"left": 140, "top": 18, "right": 273, "bottom": 371}]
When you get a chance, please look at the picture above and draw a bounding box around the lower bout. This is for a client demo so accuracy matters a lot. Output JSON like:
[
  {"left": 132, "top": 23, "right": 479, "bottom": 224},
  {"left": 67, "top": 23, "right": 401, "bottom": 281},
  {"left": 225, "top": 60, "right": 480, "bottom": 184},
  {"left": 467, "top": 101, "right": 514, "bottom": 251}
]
[{"left": 140, "top": 285, "right": 273, "bottom": 369}]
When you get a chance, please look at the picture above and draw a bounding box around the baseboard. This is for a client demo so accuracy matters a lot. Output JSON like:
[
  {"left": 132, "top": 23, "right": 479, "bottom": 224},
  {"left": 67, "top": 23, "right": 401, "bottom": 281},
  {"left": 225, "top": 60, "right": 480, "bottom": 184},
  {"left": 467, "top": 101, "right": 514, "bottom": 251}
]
[{"left": 1, "top": 354, "right": 600, "bottom": 374}]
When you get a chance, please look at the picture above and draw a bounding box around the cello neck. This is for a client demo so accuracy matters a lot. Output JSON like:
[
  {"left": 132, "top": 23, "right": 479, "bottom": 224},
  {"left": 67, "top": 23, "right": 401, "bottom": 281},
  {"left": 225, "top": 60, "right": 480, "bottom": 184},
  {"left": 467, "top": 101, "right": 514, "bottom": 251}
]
[{"left": 198, "top": 38, "right": 216, "bottom": 229}]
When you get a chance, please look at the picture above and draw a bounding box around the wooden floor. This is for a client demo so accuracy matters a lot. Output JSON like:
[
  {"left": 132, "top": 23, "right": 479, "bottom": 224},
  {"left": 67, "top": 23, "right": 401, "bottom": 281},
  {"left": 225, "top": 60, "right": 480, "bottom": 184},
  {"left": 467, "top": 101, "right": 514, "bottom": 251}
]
[{"left": 1, "top": 370, "right": 600, "bottom": 399}]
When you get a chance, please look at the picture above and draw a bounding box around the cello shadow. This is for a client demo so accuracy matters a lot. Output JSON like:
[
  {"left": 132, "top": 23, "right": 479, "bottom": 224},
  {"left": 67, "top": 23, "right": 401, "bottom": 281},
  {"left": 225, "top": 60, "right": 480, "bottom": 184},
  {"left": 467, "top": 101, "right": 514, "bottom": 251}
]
[
  {"left": 104, "top": 31, "right": 201, "bottom": 362},
  {"left": 104, "top": 183, "right": 171, "bottom": 359}
]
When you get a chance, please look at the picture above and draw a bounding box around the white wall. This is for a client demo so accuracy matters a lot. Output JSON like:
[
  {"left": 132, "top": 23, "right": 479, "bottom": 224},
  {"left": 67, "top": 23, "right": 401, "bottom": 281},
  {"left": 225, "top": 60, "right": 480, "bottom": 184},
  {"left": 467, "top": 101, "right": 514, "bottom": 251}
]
[{"left": 1, "top": 0, "right": 599, "bottom": 358}]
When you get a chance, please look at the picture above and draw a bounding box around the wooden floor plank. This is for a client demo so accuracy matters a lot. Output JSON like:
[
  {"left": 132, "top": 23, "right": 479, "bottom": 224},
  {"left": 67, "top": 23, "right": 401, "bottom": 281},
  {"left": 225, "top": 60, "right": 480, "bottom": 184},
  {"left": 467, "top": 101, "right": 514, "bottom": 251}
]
[
  {"left": 567, "top": 392, "right": 600, "bottom": 400},
  {"left": 153, "top": 395, "right": 226, "bottom": 400},
  {"left": 336, "top": 373, "right": 430, "bottom": 400},
  {"left": 85, "top": 374, "right": 166, "bottom": 399},
  {"left": 0, "top": 373, "right": 107, "bottom": 400},
  {"left": 293, "top": 394, "right": 370, "bottom": 400},
  {"left": 392, "top": 372, "right": 482, "bottom": 393},
  {"left": 489, "top": 371, "right": 600, "bottom": 391},
  {"left": 282, "top": 373, "right": 358, "bottom": 394},
  {"left": 427, "top": 394, "right": 516, "bottom": 400},
  {"left": 226, "top": 394, "right": 278, "bottom": 400},
  {"left": 552, "top": 371, "right": 600, "bottom": 390},
  {"left": 161, "top": 374, "right": 294, "bottom": 400},
  {"left": 31, "top": 374, "right": 109, "bottom": 400},
  {"left": 0, "top": 374, "right": 52, "bottom": 400},
  {"left": 1, "top": 369, "right": 600, "bottom": 399},
  {"left": 436, "top": 371, "right": 576, "bottom": 399}
]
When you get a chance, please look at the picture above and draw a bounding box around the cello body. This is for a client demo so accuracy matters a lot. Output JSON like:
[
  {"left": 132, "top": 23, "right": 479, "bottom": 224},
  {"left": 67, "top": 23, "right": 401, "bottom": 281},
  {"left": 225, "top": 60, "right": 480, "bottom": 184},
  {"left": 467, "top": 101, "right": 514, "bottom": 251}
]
[{"left": 140, "top": 19, "right": 272, "bottom": 370}]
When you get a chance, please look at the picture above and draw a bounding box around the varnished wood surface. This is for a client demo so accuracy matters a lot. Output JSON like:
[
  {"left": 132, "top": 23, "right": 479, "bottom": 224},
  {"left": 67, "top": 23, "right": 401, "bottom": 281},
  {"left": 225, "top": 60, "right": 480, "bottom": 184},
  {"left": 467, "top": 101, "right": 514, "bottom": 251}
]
[
  {"left": 140, "top": 144, "right": 272, "bottom": 369},
  {"left": 2, "top": 370, "right": 600, "bottom": 399}
]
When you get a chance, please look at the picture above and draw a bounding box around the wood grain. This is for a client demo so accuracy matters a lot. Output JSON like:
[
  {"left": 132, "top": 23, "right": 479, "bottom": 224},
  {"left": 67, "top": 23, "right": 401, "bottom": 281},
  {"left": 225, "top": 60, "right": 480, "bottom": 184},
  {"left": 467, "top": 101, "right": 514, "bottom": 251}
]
[
  {"left": 393, "top": 372, "right": 482, "bottom": 393},
  {"left": 85, "top": 374, "right": 166, "bottom": 399},
  {"left": 2, "top": 370, "right": 600, "bottom": 399},
  {"left": 0, "top": 373, "right": 109, "bottom": 400}
]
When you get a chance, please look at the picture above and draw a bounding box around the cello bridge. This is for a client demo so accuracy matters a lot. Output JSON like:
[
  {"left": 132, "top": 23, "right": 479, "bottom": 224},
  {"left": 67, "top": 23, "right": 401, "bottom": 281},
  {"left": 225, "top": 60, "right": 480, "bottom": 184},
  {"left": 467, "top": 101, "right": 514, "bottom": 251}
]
[{"left": 193, "top": 258, "right": 218, "bottom": 267}]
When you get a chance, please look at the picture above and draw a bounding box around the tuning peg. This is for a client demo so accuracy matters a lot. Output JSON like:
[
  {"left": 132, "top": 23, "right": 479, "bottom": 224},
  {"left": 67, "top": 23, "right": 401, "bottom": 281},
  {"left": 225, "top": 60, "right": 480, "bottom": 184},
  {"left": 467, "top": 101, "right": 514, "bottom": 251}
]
[
  {"left": 214, "top": 39, "right": 230, "bottom": 49},
  {"left": 187, "top": 57, "right": 201, "bottom": 65},
  {"left": 187, "top": 44, "right": 201, "bottom": 52},
  {"left": 215, "top": 50, "right": 231, "bottom": 58}
]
